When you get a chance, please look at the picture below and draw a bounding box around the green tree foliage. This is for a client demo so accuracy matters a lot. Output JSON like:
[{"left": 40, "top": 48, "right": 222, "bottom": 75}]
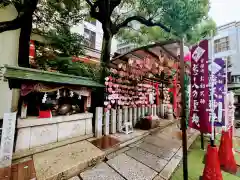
[
  {"left": 33, "top": 0, "right": 87, "bottom": 56},
  {"left": 1, "top": 0, "right": 216, "bottom": 75},
  {"left": 85, "top": 0, "right": 215, "bottom": 64},
  {"left": 118, "top": 18, "right": 216, "bottom": 46}
]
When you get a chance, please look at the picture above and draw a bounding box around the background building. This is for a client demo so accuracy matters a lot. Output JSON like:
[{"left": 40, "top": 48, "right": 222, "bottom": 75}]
[
  {"left": 211, "top": 21, "right": 240, "bottom": 88},
  {"left": 71, "top": 20, "right": 118, "bottom": 60},
  {"left": 210, "top": 21, "right": 240, "bottom": 118}
]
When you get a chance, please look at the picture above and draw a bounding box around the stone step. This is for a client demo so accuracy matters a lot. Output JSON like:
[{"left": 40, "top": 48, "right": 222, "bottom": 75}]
[
  {"left": 107, "top": 153, "right": 157, "bottom": 180},
  {"left": 125, "top": 147, "right": 168, "bottom": 172},
  {"left": 80, "top": 162, "right": 125, "bottom": 180},
  {"left": 33, "top": 140, "right": 104, "bottom": 180}
]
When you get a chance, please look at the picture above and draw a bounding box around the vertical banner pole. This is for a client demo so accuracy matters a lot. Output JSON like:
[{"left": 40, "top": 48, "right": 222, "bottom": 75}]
[
  {"left": 210, "top": 33, "right": 215, "bottom": 146},
  {"left": 201, "top": 133, "right": 205, "bottom": 150},
  {"left": 180, "top": 39, "right": 188, "bottom": 180},
  {"left": 224, "top": 57, "right": 228, "bottom": 131}
]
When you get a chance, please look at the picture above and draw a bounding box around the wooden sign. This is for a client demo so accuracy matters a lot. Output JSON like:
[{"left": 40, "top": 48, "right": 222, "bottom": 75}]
[{"left": 0, "top": 112, "right": 17, "bottom": 168}]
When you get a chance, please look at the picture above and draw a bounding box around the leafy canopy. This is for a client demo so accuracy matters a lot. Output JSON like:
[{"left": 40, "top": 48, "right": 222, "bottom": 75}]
[{"left": 115, "top": 0, "right": 216, "bottom": 45}]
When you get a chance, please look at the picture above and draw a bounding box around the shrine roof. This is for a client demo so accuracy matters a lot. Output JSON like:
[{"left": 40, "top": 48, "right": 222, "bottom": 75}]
[
  {"left": 111, "top": 40, "right": 185, "bottom": 65},
  {"left": 1, "top": 65, "right": 104, "bottom": 88}
]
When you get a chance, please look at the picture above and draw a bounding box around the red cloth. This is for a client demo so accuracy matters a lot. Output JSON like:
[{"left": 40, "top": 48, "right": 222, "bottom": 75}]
[
  {"left": 39, "top": 110, "right": 52, "bottom": 118},
  {"left": 218, "top": 130, "right": 237, "bottom": 174},
  {"left": 29, "top": 40, "right": 35, "bottom": 58},
  {"left": 202, "top": 145, "right": 223, "bottom": 180}
]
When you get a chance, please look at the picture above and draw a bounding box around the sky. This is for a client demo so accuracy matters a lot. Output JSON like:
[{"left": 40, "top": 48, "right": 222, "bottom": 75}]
[{"left": 209, "top": 0, "right": 240, "bottom": 26}]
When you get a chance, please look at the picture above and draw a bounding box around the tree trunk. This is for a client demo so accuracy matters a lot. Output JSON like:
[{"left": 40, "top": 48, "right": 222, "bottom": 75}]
[
  {"left": 18, "top": 14, "right": 33, "bottom": 68},
  {"left": 100, "top": 33, "right": 112, "bottom": 65},
  {"left": 95, "top": 33, "right": 112, "bottom": 107}
]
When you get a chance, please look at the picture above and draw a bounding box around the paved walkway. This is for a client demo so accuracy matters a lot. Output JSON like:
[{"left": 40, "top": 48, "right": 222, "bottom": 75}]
[{"left": 70, "top": 124, "right": 199, "bottom": 180}]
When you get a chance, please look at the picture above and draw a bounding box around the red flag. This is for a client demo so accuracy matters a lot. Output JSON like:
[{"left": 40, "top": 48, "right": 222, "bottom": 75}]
[{"left": 189, "top": 40, "right": 211, "bottom": 133}]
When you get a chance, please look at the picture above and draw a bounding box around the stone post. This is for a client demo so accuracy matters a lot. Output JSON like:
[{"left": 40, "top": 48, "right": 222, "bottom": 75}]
[
  {"left": 123, "top": 107, "right": 128, "bottom": 124},
  {"left": 145, "top": 106, "right": 148, "bottom": 115},
  {"left": 110, "top": 109, "right": 116, "bottom": 134},
  {"left": 153, "top": 104, "right": 157, "bottom": 116},
  {"left": 117, "top": 109, "right": 123, "bottom": 132},
  {"left": 149, "top": 106, "right": 152, "bottom": 116},
  {"left": 0, "top": 113, "right": 17, "bottom": 168},
  {"left": 103, "top": 110, "right": 110, "bottom": 135},
  {"left": 129, "top": 108, "right": 133, "bottom": 126},
  {"left": 133, "top": 107, "right": 137, "bottom": 126},
  {"left": 95, "top": 107, "right": 103, "bottom": 138},
  {"left": 137, "top": 107, "right": 141, "bottom": 121}
]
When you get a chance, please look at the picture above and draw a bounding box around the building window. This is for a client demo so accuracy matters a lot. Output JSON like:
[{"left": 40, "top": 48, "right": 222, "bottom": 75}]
[
  {"left": 117, "top": 47, "right": 129, "bottom": 54},
  {"left": 225, "top": 56, "right": 232, "bottom": 67},
  {"left": 231, "top": 75, "right": 240, "bottom": 83},
  {"left": 214, "top": 37, "right": 230, "bottom": 53},
  {"left": 84, "top": 28, "right": 96, "bottom": 49}
]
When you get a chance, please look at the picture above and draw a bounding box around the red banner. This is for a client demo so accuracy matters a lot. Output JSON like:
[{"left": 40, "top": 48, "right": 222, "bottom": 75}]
[{"left": 189, "top": 40, "right": 211, "bottom": 133}]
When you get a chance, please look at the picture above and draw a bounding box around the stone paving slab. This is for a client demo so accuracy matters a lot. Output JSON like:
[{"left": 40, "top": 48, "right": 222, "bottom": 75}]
[
  {"left": 152, "top": 133, "right": 182, "bottom": 145},
  {"left": 128, "top": 140, "right": 144, "bottom": 148},
  {"left": 144, "top": 136, "right": 180, "bottom": 152},
  {"left": 80, "top": 162, "right": 125, "bottom": 180},
  {"left": 158, "top": 156, "right": 181, "bottom": 180},
  {"left": 153, "top": 175, "right": 165, "bottom": 180},
  {"left": 106, "top": 146, "right": 130, "bottom": 160},
  {"left": 33, "top": 140, "right": 104, "bottom": 180},
  {"left": 107, "top": 153, "right": 157, "bottom": 180},
  {"left": 136, "top": 142, "right": 176, "bottom": 161},
  {"left": 69, "top": 176, "right": 81, "bottom": 180},
  {"left": 125, "top": 147, "right": 168, "bottom": 172}
]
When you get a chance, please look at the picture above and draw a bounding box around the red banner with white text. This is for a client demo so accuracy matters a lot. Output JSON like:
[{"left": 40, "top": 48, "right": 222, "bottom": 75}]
[{"left": 189, "top": 39, "right": 211, "bottom": 133}]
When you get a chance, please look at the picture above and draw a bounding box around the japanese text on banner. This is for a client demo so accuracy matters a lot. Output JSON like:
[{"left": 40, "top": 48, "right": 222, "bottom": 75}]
[{"left": 190, "top": 39, "right": 211, "bottom": 133}]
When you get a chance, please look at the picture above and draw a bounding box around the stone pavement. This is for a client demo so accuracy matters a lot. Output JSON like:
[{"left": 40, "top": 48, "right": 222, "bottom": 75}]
[{"left": 70, "top": 124, "right": 199, "bottom": 180}]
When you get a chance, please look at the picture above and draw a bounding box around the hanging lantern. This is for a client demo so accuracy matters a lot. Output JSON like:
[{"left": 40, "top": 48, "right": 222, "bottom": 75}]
[
  {"left": 56, "top": 90, "right": 60, "bottom": 99},
  {"left": 42, "top": 93, "right": 47, "bottom": 103},
  {"left": 128, "top": 58, "right": 134, "bottom": 66},
  {"left": 118, "top": 63, "right": 123, "bottom": 69},
  {"left": 104, "top": 101, "right": 109, "bottom": 106},
  {"left": 69, "top": 91, "right": 74, "bottom": 97}
]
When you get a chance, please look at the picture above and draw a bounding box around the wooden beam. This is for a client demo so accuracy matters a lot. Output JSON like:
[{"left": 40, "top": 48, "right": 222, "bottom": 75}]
[
  {"left": 143, "top": 49, "right": 159, "bottom": 59},
  {"left": 160, "top": 45, "right": 179, "bottom": 61}
]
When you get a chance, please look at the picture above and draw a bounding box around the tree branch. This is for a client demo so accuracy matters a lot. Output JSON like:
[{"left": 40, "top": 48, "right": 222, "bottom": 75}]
[
  {"left": 0, "top": 16, "right": 22, "bottom": 33},
  {"left": 85, "top": 0, "right": 93, "bottom": 7},
  {"left": 116, "top": 16, "right": 171, "bottom": 34},
  {"left": 0, "top": 0, "right": 38, "bottom": 33}
]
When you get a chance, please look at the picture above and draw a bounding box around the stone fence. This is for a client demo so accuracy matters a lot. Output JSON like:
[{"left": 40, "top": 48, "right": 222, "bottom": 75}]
[{"left": 94, "top": 104, "right": 169, "bottom": 138}]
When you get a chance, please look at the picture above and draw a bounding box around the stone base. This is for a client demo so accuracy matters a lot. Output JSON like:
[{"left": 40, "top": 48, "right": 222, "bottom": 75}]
[
  {"left": 15, "top": 113, "right": 93, "bottom": 152},
  {"left": 33, "top": 140, "right": 104, "bottom": 180}
]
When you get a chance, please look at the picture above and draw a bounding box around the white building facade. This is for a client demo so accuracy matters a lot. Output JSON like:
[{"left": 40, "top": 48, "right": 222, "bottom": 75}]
[
  {"left": 71, "top": 20, "right": 118, "bottom": 60},
  {"left": 211, "top": 22, "right": 240, "bottom": 87}
]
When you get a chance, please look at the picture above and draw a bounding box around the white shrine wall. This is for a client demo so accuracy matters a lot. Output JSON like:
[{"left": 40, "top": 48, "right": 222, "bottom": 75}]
[{"left": 14, "top": 113, "right": 93, "bottom": 159}]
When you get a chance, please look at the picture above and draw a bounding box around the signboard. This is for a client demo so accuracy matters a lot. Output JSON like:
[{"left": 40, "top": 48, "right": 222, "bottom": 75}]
[
  {"left": 189, "top": 40, "right": 211, "bottom": 133},
  {"left": 209, "top": 58, "right": 226, "bottom": 126},
  {"left": 226, "top": 91, "right": 235, "bottom": 128},
  {"left": 0, "top": 112, "right": 17, "bottom": 168}
]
